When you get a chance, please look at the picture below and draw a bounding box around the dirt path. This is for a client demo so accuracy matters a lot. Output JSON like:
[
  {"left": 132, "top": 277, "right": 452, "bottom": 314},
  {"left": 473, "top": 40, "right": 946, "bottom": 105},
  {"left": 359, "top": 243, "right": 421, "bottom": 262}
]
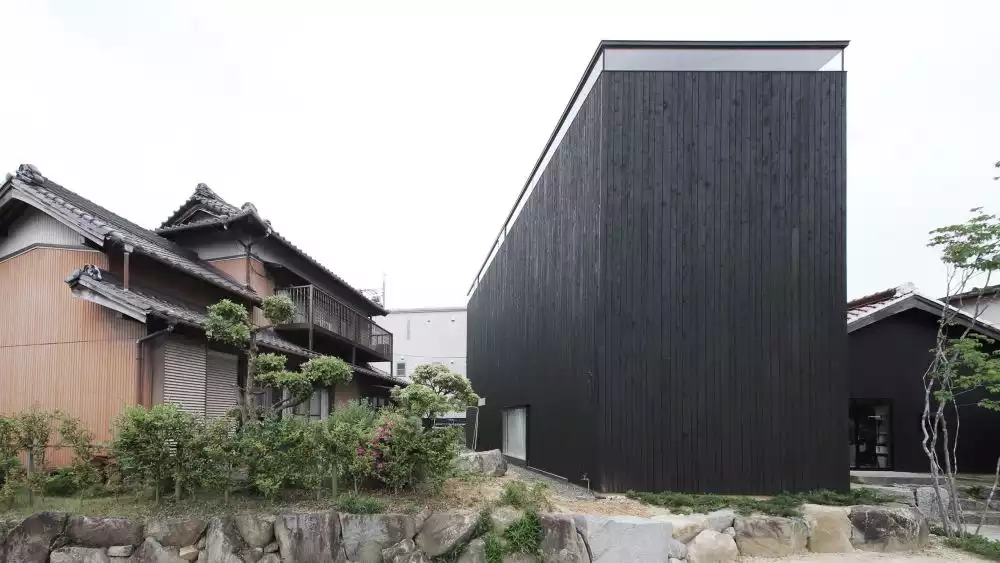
[{"left": 742, "top": 539, "right": 988, "bottom": 562}]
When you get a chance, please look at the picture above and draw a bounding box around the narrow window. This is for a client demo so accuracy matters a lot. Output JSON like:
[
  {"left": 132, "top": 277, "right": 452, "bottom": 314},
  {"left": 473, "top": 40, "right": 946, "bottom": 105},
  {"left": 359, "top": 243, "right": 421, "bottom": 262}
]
[
  {"left": 501, "top": 407, "right": 527, "bottom": 461},
  {"left": 406, "top": 319, "right": 411, "bottom": 340},
  {"left": 396, "top": 362, "right": 406, "bottom": 376}
]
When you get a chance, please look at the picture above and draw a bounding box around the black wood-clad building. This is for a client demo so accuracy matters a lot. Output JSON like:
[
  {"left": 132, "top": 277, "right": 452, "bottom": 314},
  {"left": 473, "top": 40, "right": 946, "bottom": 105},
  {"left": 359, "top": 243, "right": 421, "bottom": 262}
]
[
  {"left": 467, "top": 41, "right": 849, "bottom": 494},
  {"left": 847, "top": 284, "right": 1000, "bottom": 475}
]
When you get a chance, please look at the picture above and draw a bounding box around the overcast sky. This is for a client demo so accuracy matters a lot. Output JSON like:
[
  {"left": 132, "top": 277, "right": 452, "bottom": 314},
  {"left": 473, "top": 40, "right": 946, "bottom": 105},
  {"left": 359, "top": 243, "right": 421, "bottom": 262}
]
[{"left": 1, "top": 0, "right": 998, "bottom": 308}]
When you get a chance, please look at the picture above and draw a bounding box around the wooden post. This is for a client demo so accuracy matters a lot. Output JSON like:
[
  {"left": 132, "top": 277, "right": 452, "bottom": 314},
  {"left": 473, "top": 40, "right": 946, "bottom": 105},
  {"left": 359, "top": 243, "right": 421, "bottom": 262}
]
[{"left": 308, "top": 286, "right": 315, "bottom": 352}]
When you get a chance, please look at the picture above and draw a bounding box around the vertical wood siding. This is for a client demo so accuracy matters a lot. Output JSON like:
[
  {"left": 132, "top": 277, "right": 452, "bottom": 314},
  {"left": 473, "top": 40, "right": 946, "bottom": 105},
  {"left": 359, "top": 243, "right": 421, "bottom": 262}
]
[
  {"left": 208, "top": 257, "right": 274, "bottom": 325},
  {"left": 850, "top": 309, "right": 1000, "bottom": 474},
  {"left": 163, "top": 338, "right": 208, "bottom": 417},
  {"left": 468, "top": 75, "right": 606, "bottom": 485},
  {"left": 468, "top": 70, "right": 847, "bottom": 494},
  {"left": 0, "top": 247, "right": 144, "bottom": 465}
]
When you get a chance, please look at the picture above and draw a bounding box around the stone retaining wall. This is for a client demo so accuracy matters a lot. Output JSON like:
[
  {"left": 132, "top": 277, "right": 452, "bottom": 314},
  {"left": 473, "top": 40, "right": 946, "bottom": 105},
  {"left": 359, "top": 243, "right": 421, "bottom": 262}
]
[{"left": 0, "top": 504, "right": 929, "bottom": 562}]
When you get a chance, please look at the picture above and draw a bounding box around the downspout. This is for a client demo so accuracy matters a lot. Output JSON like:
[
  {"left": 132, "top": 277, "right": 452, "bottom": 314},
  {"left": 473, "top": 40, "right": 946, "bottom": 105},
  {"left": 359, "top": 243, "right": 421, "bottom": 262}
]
[{"left": 135, "top": 324, "right": 176, "bottom": 406}]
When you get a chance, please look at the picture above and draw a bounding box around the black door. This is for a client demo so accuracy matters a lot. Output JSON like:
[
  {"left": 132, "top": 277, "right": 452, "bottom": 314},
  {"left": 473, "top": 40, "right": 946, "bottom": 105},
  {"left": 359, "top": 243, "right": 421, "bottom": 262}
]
[{"left": 850, "top": 400, "right": 892, "bottom": 470}]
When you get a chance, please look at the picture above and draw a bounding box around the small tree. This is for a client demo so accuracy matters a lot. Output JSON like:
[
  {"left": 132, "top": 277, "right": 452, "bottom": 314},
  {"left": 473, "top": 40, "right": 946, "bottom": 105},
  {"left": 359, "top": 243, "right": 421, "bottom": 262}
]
[
  {"left": 0, "top": 416, "right": 21, "bottom": 508},
  {"left": 924, "top": 198, "right": 1000, "bottom": 536},
  {"left": 16, "top": 408, "right": 54, "bottom": 507},
  {"left": 56, "top": 413, "right": 101, "bottom": 507},
  {"left": 111, "top": 404, "right": 197, "bottom": 504},
  {"left": 391, "top": 363, "right": 479, "bottom": 419},
  {"left": 205, "top": 296, "right": 353, "bottom": 421}
]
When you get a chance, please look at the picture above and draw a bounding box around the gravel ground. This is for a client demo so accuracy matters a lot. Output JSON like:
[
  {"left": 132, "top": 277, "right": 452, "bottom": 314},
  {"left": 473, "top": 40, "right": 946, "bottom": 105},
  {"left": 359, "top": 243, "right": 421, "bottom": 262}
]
[
  {"left": 743, "top": 540, "right": 988, "bottom": 561},
  {"left": 506, "top": 464, "right": 597, "bottom": 501}
]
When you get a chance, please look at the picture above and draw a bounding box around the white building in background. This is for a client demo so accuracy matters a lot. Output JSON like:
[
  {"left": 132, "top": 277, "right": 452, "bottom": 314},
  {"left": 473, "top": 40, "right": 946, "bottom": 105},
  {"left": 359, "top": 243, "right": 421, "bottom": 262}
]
[{"left": 375, "top": 306, "right": 467, "bottom": 380}]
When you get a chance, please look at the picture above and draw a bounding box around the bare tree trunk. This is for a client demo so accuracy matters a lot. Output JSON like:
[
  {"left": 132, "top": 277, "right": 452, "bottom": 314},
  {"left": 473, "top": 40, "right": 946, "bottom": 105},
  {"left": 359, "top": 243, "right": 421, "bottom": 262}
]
[
  {"left": 26, "top": 449, "right": 34, "bottom": 507},
  {"left": 977, "top": 455, "right": 1000, "bottom": 535}
]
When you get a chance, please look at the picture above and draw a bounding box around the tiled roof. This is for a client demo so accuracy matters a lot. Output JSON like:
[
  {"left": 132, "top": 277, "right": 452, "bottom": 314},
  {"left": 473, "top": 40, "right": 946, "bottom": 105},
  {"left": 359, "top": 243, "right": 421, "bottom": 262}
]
[
  {"left": 846, "top": 283, "right": 917, "bottom": 324},
  {"left": 64, "top": 265, "right": 404, "bottom": 385},
  {"left": 154, "top": 184, "right": 388, "bottom": 316},
  {"left": 6, "top": 165, "right": 259, "bottom": 302},
  {"left": 846, "top": 281, "right": 1000, "bottom": 340},
  {"left": 159, "top": 183, "right": 242, "bottom": 227}
]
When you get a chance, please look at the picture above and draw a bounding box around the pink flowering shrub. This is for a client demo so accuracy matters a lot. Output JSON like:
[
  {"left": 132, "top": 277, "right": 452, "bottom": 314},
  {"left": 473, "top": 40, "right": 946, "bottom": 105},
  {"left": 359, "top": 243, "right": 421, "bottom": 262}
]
[{"left": 330, "top": 401, "right": 462, "bottom": 493}]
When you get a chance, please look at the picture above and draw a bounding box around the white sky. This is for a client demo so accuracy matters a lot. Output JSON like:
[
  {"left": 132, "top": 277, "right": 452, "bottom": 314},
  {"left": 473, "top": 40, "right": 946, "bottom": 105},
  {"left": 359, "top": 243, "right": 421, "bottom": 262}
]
[{"left": 1, "top": 0, "right": 998, "bottom": 308}]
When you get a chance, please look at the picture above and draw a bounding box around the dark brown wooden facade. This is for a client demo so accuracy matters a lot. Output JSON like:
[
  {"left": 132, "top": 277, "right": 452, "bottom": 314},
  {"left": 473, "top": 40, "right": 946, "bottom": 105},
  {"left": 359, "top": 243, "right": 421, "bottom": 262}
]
[
  {"left": 468, "top": 46, "right": 848, "bottom": 494},
  {"left": 0, "top": 167, "right": 398, "bottom": 462}
]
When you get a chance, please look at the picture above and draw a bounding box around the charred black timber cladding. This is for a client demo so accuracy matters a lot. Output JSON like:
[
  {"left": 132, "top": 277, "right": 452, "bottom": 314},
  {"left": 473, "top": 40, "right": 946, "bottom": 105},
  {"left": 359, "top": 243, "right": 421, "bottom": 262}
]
[{"left": 468, "top": 70, "right": 847, "bottom": 494}]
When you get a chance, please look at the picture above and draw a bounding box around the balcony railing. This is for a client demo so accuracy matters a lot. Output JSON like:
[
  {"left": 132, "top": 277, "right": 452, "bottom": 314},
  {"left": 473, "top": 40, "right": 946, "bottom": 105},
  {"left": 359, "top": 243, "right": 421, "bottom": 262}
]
[{"left": 276, "top": 285, "right": 392, "bottom": 359}]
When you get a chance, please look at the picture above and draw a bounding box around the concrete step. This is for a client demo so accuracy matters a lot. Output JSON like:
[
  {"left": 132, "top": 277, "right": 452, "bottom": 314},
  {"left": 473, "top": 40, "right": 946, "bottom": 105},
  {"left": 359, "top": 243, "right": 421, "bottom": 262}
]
[
  {"left": 961, "top": 511, "right": 1000, "bottom": 526},
  {"left": 959, "top": 497, "right": 1000, "bottom": 511},
  {"left": 851, "top": 472, "right": 938, "bottom": 486}
]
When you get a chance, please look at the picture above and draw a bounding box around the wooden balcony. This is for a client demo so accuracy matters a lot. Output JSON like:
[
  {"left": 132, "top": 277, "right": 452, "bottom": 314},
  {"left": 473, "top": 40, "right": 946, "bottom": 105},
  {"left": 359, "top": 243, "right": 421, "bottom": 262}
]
[{"left": 276, "top": 285, "right": 392, "bottom": 363}]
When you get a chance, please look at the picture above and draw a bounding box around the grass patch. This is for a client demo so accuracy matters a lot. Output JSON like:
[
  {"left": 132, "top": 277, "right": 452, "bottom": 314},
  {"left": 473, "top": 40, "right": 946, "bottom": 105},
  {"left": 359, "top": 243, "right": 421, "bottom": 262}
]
[
  {"left": 625, "top": 488, "right": 894, "bottom": 517},
  {"left": 483, "top": 531, "right": 505, "bottom": 563},
  {"left": 942, "top": 533, "right": 1000, "bottom": 561},
  {"left": 502, "top": 511, "right": 543, "bottom": 558},
  {"left": 498, "top": 481, "right": 551, "bottom": 511},
  {"left": 334, "top": 492, "right": 386, "bottom": 514}
]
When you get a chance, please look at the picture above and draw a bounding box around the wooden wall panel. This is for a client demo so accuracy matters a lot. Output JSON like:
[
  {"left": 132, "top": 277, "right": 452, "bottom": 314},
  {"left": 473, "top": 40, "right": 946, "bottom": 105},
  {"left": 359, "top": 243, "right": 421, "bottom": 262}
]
[
  {"left": 208, "top": 257, "right": 274, "bottom": 325},
  {"left": 850, "top": 309, "right": 1000, "bottom": 473},
  {"left": 107, "top": 251, "right": 241, "bottom": 310},
  {"left": 468, "top": 74, "right": 606, "bottom": 485},
  {"left": 208, "top": 256, "right": 274, "bottom": 297},
  {"left": 0, "top": 246, "right": 144, "bottom": 465},
  {"left": 468, "top": 70, "right": 847, "bottom": 494}
]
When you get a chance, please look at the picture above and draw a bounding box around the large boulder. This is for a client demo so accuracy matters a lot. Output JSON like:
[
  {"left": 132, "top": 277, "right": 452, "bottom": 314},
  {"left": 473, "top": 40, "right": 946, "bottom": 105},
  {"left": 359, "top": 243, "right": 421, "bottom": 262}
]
[
  {"left": 0, "top": 519, "right": 19, "bottom": 543},
  {"left": 491, "top": 507, "right": 525, "bottom": 535},
  {"left": 457, "top": 538, "right": 486, "bottom": 563},
  {"left": 383, "top": 538, "right": 432, "bottom": 563},
  {"left": 457, "top": 450, "right": 507, "bottom": 476},
  {"left": 574, "top": 514, "right": 685, "bottom": 562},
  {"left": 849, "top": 505, "right": 928, "bottom": 552},
  {"left": 686, "top": 530, "right": 739, "bottom": 563},
  {"left": 50, "top": 546, "right": 111, "bottom": 563},
  {"left": 145, "top": 518, "right": 208, "bottom": 547},
  {"left": 232, "top": 513, "right": 274, "bottom": 548},
  {"left": 131, "top": 537, "right": 187, "bottom": 563},
  {"left": 340, "top": 513, "right": 416, "bottom": 563},
  {"left": 414, "top": 511, "right": 480, "bottom": 557},
  {"left": 803, "top": 504, "right": 853, "bottom": 553},
  {"left": 274, "top": 511, "right": 342, "bottom": 563},
  {"left": 177, "top": 546, "right": 199, "bottom": 561},
  {"left": 539, "top": 514, "right": 589, "bottom": 563},
  {"left": 107, "top": 545, "right": 133, "bottom": 557},
  {"left": 704, "top": 510, "right": 736, "bottom": 533},
  {"left": 66, "top": 516, "right": 143, "bottom": 548},
  {"left": 915, "top": 486, "right": 952, "bottom": 522},
  {"left": 203, "top": 517, "right": 246, "bottom": 563},
  {"left": 733, "top": 515, "right": 808, "bottom": 557},
  {"left": 0, "top": 511, "right": 68, "bottom": 563},
  {"left": 653, "top": 510, "right": 735, "bottom": 543}
]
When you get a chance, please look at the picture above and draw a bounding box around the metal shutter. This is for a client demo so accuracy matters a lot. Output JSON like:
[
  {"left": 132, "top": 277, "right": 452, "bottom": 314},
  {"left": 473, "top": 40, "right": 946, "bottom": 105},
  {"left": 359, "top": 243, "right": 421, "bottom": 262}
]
[
  {"left": 206, "top": 350, "right": 239, "bottom": 419},
  {"left": 163, "top": 339, "right": 207, "bottom": 417}
]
